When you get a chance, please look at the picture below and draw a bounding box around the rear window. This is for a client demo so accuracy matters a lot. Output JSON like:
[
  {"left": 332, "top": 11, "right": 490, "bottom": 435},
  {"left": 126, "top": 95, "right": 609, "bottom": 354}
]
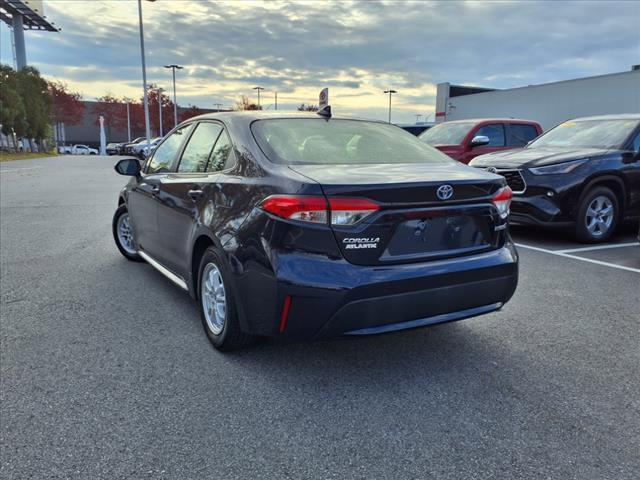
[
  {"left": 251, "top": 119, "right": 453, "bottom": 165},
  {"left": 509, "top": 124, "right": 539, "bottom": 146}
]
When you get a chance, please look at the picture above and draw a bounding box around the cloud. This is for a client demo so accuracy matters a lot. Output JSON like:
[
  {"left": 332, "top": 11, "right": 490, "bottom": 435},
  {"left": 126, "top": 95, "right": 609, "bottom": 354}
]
[{"left": 1, "top": 0, "right": 638, "bottom": 123}]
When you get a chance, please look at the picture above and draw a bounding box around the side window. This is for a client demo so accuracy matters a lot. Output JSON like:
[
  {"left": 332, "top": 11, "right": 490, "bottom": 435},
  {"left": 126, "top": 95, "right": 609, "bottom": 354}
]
[
  {"left": 509, "top": 124, "right": 539, "bottom": 147},
  {"left": 146, "top": 124, "right": 194, "bottom": 174},
  {"left": 207, "top": 129, "right": 237, "bottom": 172},
  {"left": 475, "top": 124, "right": 506, "bottom": 147},
  {"left": 178, "top": 122, "right": 223, "bottom": 173}
]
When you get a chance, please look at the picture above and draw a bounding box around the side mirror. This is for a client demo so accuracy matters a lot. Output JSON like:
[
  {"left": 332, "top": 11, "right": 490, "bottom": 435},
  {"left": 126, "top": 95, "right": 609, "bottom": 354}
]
[
  {"left": 470, "top": 135, "right": 490, "bottom": 147},
  {"left": 114, "top": 158, "right": 141, "bottom": 177}
]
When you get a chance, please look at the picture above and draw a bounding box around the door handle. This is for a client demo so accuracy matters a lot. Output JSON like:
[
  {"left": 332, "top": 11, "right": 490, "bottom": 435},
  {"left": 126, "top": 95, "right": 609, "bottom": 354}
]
[
  {"left": 151, "top": 186, "right": 160, "bottom": 195},
  {"left": 188, "top": 189, "right": 203, "bottom": 200}
]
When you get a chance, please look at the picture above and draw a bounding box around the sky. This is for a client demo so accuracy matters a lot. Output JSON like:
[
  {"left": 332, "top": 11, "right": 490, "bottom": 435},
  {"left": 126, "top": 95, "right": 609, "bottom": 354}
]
[{"left": 1, "top": 0, "right": 639, "bottom": 124}]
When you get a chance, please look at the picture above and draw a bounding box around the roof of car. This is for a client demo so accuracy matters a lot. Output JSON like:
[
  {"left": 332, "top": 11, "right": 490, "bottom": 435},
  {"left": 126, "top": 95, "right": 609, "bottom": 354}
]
[
  {"left": 440, "top": 118, "right": 541, "bottom": 125},
  {"left": 183, "top": 110, "right": 384, "bottom": 124},
  {"left": 568, "top": 113, "right": 640, "bottom": 121}
]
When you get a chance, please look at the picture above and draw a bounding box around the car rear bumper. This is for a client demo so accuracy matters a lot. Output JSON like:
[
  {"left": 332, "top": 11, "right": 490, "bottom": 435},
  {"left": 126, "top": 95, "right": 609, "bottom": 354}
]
[{"left": 236, "top": 242, "right": 518, "bottom": 339}]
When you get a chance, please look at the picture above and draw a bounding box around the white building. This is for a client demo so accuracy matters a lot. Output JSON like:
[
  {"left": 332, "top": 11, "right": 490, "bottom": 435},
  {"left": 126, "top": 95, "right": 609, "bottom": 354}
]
[{"left": 435, "top": 67, "right": 640, "bottom": 130}]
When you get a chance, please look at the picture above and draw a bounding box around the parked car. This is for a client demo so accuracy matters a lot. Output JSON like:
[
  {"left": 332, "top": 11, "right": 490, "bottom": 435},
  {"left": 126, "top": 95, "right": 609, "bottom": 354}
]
[
  {"left": 112, "top": 112, "right": 518, "bottom": 351},
  {"left": 132, "top": 137, "right": 162, "bottom": 158},
  {"left": 122, "top": 137, "right": 146, "bottom": 155},
  {"left": 58, "top": 145, "right": 72, "bottom": 154},
  {"left": 397, "top": 124, "right": 433, "bottom": 136},
  {"left": 139, "top": 138, "right": 162, "bottom": 159},
  {"left": 419, "top": 118, "right": 543, "bottom": 164},
  {"left": 72, "top": 144, "right": 98, "bottom": 155},
  {"left": 106, "top": 143, "right": 123, "bottom": 155},
  {"left": 470, "top": 114, "right": 640, "bottom": 243}
]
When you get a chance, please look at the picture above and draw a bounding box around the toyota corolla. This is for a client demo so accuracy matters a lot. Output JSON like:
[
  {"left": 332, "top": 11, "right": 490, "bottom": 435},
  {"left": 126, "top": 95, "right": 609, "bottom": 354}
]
[{"left": 112, "top": 112, "right": 518, "bottom": 350}]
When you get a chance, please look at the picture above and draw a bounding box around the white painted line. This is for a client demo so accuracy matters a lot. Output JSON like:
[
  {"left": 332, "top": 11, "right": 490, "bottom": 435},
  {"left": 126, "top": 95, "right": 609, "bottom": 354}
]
[
  {"left": 515, "top": 242, "right": 640, "bottom": 274},
  {"left": 558, "top": 242, "right": 639, "bottom": 254}
]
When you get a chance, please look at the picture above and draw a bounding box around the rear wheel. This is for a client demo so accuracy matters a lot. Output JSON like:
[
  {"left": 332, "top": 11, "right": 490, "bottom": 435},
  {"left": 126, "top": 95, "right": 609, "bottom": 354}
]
[
  {"left": 112, "top": 205, "right": 143, "bottom": 261},
  {"left": 575, "top": 186, "right": 619, "bottom": 243},
  {"left": 198, "top": 247, "right": 253, "bottom": 351}
]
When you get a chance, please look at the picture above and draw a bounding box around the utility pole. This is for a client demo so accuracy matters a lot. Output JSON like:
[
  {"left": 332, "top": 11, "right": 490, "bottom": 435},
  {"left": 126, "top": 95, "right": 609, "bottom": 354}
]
[
  {"left": 253, "top": 86, "right": 264, "bottom": 109},
  {"left": 383, "top": 90, "right": 397, "bottom": 124},
  {"left": 164, "top": 64, "right": 183, "bottom": 127}
]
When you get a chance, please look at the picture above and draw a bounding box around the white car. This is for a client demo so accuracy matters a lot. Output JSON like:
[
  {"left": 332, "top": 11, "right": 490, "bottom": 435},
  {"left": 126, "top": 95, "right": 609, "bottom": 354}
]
[{"left": 72, "top": 144, "right": 99, "bottom": 155}]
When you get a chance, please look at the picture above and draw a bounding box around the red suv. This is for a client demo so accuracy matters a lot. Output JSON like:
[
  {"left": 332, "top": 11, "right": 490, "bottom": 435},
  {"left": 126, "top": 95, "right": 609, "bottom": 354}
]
[{"left": 419, "top": 118, "right": 543, "bottom": 164}]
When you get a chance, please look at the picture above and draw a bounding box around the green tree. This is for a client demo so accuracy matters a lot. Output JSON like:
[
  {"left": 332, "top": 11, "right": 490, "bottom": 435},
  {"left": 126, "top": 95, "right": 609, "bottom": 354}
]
[
  {"left": 0, "top": 64, "right": 27, "bottom": 136},
  {"left": 15, "top": 66, "right": 51, "bottom": 140}
]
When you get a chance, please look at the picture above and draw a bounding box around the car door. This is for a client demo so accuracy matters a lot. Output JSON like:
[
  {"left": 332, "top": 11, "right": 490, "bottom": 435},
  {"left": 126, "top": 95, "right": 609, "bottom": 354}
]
[
  {"left": 127, "top": 124, "right": 194, "bottom": 260},
  {"left": 156, "top": 121, "right": 225, "bottom": 277},
  {"left": 462, "top": 123, "right": 508, "bottom": 163}
]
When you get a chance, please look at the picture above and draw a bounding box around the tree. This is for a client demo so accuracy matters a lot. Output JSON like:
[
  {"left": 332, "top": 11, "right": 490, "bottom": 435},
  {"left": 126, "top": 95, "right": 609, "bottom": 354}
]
[
  {"left": 179, "top": 105, "right": 203, "bottom": 122},
  {"left": 145, "top": 84, "right": 175, "bottom": 136},
  {"left": 0, "top": 64, "right": 27, "bottom": 137},
  {"left": 297, "top": 103, "right": 319, "bottom": 112},
  {"left": 235, "top": 95, "right": 261, "bottom": 111},
  {"left": 48, "top": 80, "right": 83, "bottom": 126},
  {"left": 16, "top": 66, "right": 51, "bottom": 141}
]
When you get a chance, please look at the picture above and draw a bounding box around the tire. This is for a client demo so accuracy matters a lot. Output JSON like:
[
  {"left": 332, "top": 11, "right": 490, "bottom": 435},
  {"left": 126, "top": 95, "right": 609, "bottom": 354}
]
[
  {"left": 198, "top": 247, "right": 253, "bottom": 351},
  {"left": 112, "top": 205, "right": 143, "bottom": 261},
  {"left": 574, "top": 186, "right": 619, "bottom": 243}
]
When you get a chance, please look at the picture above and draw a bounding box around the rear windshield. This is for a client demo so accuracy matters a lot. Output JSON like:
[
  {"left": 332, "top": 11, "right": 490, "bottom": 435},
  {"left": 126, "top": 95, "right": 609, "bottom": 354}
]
[
  {"left": 529, "top": 119, "right": 639, "bottom": 149},
  {"left": 418, "top": 122, "right": 475, "bottom": 145},
  {"left": 251, "top": 119, "right": 453, "bottom": 165}
]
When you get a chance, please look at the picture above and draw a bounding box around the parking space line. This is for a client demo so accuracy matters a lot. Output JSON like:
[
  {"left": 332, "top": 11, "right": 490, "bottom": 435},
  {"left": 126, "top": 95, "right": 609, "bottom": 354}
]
[
  {"left": 558, "top": 242, "right": 639, "bottom": 254},
  {"left": 515, "top": 243, "right": 640, "bottom": 274}
]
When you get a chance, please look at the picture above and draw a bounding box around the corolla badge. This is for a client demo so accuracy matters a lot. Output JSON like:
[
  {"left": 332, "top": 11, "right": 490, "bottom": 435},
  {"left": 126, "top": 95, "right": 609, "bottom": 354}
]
[
  {"left": 436, "top": 184, "right": 454, "bottom": 200},
  {"left": 486, "top": 166, "right": 498, "bottom": 173}
]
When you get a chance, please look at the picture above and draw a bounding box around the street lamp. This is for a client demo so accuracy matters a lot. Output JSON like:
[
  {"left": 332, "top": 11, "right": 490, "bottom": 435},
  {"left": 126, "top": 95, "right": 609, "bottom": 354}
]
[
  {"left": 253, "top": 86, "right": 264, "bottom": 108},
  {"left": 383, "top": 89, "right": 397, "bottom": 123},
  {"left": 164, "top": 64, "right": 183, "bottom": 127},
  {"left": 137, "top": 0, "right": 156, "bottom": 149}
]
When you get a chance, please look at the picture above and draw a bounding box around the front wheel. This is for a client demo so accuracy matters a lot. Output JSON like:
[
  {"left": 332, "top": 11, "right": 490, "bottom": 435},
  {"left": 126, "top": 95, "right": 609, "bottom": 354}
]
[
  {"left": 112, "top": 205, "right": 143, "bottom": 261},
  {"left": 198, "top": 247, "right": 253, "bottom": 351},
  {"left": 575, "top": 186, "right": 619, "bottom": 243}
]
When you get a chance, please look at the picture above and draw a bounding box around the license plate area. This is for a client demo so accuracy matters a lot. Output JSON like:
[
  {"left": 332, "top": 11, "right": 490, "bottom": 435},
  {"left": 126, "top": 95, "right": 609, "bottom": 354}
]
[{"left": 380, "top": 214, "right": 491, "bottom": 262}]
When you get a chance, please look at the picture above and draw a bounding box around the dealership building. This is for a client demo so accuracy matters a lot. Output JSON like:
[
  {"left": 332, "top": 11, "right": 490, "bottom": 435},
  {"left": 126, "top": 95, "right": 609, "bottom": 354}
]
[{"left": 435, "top": 67, "right": 640, "bottom": 130}]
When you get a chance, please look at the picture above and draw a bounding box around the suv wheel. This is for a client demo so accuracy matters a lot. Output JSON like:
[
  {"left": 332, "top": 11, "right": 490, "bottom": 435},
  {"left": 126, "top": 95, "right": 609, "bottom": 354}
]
[
  {"left": 198, "top": 247, "right": 253, "bottom": 351},
  {"left": 112, "top": 205, "right": 143, "bottom": 261},
  {"left": 575, "top": 186, "right": 619, "bottom": 243}
]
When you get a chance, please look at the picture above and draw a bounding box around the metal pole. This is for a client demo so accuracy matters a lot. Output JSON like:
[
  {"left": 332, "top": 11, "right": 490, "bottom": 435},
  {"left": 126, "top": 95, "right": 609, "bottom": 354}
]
[
  {"left": 12, "top": 14, "right": 26, "bottom": 69},
  {"left": 158, "top": 88, "right": 163, "bottom": 137},
  {"left": 388, "top": 93, "right": 392, "bottom": 123},
  {"left": 275, "top": 92, "right": 278, "bottom": 110},
  {"left": 126, "top": 102, "right": 131, "bottom": 142},
  {"left": 137, "top": 0, "right": 151, "bottom": 149},
  {"left": 172, "top": 68, "right": 177, "bottom": 127},
  {"left": 257, "top": 89, "right": 261, "bottom": 107}
]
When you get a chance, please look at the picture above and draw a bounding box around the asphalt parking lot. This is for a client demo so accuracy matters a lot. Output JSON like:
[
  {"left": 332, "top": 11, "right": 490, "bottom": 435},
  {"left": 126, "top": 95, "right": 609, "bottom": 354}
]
[{"left": 1, "top": 155, "right": 639, "bottom": 480}]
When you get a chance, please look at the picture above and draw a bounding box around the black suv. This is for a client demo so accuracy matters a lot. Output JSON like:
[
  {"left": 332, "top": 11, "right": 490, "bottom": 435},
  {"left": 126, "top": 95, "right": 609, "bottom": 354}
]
[
  {"left": 112, "top": 112, "right": 518, "bottom": 350},
  {"left": 470, "top": 114, "right": 640, "bottom": 242}
]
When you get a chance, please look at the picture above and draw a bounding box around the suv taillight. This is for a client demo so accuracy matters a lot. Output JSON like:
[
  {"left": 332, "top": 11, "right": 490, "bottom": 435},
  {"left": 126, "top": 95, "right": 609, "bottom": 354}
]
[
  {"left": 260, "top": 195, "right": 379, "bottom": 226},
  {"left": 492, "top": 186, "right": 512, "bottom": 219}
]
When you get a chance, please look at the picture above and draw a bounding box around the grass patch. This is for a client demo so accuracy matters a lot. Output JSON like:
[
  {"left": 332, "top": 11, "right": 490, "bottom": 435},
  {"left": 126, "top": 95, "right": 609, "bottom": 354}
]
[{"left": 0, "top": 151, "right": 58, "bottom": 163}]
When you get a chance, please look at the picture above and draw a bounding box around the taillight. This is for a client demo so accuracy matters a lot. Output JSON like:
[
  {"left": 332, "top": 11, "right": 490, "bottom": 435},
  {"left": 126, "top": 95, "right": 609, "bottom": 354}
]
[
  {"left": 260, "top": 195, "right": 379, "bottom": 226},
  {"left": 492, "top": 186, "right": 512, "bottom": 219}
]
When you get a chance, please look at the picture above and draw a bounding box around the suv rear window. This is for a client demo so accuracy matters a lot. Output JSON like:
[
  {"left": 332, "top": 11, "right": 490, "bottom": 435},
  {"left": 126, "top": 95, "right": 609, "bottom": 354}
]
[{"left": 252, "top": 119, "right": 452, "bottom": 165}]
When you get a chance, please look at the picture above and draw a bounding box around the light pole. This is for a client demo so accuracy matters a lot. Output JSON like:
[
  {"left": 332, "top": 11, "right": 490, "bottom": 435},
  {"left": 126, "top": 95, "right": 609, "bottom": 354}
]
[
  {"left": 253, "top": 86, "right": 264, "bottom": 109},
  {"left": 164, "top": 64, "right": 183, "bottom": 127},
  {"left": 274, "top": 92, "right": 278, "bottom": 110},
  {"left": 137, "top": 0, "right": 155, "bottom": 149},
  {"left": 383, "top": 89, "right": 397, "bottom": 124},
  {"left": 126, "top": 102, "right": 131, "bottom": 141},
  {"left": 157, "top": 87, "right": 164, "bottom": 137},
  {"left": 213, "top": 103, "right": 223, "bottom": 111},
  {"left": 415, "top": 114, "right": 422, "bottom": 124}
]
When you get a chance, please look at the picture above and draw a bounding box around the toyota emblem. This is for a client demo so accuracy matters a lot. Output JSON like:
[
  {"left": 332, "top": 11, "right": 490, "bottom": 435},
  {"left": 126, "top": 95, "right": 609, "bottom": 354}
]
[
  {"left": 486, "top": 167, "right": 498, "bottom": 174},
  {"left": 436, "top": 184, "right": 454, "bottom": 200}
]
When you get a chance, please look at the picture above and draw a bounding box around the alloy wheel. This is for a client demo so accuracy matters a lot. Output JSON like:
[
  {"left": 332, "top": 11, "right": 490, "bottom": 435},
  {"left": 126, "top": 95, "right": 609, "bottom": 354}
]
[
  {"left": 201, "top": 263, "right": 227, "bottom": 335},
  {"left": 117, "top": 213, "right": 136, "bottom": 254},
  {"left": 585, "top": 195, "right": 614, "bottom": 237}
]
